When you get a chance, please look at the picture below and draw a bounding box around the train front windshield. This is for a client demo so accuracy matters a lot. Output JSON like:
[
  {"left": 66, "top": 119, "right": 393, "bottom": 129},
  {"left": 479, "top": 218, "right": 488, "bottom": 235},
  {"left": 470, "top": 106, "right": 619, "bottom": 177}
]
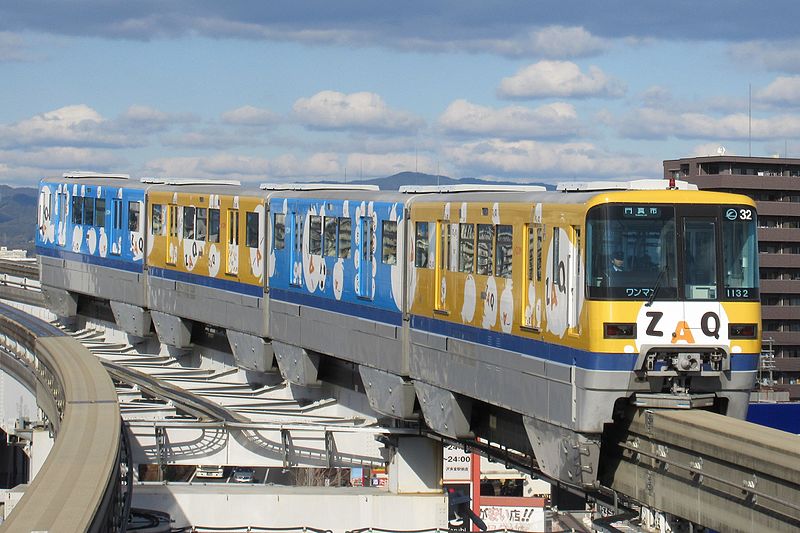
[{"left": 586, "top": 204, "right": 758, "bottom": 301}]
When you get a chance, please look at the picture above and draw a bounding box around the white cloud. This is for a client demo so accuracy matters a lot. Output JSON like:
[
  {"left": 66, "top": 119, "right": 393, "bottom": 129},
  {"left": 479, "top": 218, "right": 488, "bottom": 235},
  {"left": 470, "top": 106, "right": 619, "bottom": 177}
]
[
  {"left": 0, "top": 104, "right": 142, "bottom": 149},
  {"left": 143, "top": 153, "right": 269, "bottom": 183},
  {"left": 268, "top": 153, "right": 341, "bottom": 179},
  {"left": 0, "top": 31, "right": 31, "bottom": 62},
  {"left": 756, "top": 76, "right": 800, "bottom": 106},
  {"left": 0, "top": 147, "right": 127, "bottom": 185},
  {"left": 619, "top": 107, "right": 800, "bottom": 140},
  {"left": 730, "top": 40, "right": 800, "bottom": 74},
  {"left": 443, "top": 139, "right": 656, "bottom": 179},
  {"left": 498, "top": 60, "right": 626, "bottom": 100},
  {"left": 293, "top": 91, "right": 424, "bottom": 133},
  {"left": 438, "top": 99, "right": 579, "bottom": 139},
  {"left": 221, "top": 105, "right": 279, "bottom": 126},
  {"left": 344, "top": 152, "right": 436, "bottom": 178}
]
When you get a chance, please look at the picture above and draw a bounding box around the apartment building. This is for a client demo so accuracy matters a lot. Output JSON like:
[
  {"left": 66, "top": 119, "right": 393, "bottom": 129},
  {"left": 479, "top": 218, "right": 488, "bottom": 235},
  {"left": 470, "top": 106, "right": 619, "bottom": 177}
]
[{"left": 664, "top": 155, "right": 800, "bottom": 399}]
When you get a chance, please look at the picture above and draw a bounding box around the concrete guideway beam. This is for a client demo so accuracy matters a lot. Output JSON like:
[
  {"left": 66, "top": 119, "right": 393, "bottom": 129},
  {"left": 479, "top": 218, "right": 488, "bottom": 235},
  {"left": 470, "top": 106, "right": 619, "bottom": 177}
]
[{"left": 603, "top": 409, "right": 800, "bottom": 533}]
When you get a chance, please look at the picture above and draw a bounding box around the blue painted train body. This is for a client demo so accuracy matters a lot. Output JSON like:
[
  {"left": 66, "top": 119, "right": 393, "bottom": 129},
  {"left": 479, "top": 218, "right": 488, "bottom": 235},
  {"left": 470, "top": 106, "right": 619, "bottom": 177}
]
[
  {"left": 267, "top": 194, "right": 407, "bottom": 327},
  {"left": 36, "top": 177, "right": 146, "bottom": 273}
]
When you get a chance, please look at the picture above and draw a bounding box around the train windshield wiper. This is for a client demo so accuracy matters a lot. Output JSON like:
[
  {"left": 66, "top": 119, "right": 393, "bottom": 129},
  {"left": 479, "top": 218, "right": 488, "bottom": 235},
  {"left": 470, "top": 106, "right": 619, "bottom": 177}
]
[{"left": 645, "top": 266, "right": 667, "bottom": 307}]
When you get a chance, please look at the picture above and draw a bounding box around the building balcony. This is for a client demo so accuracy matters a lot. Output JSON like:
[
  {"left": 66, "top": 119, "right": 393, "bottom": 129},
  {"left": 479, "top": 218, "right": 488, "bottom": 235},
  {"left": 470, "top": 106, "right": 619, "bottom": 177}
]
[
  {"left": 760, "top": 279, "right": 800, "bottom": 294},
  {"left": 759, "top": 254, "right": 800, "bottom": 268},
  {"left": 688, "top": 175, "right": 800, "bottom": 191},
  {"left": 761, "top": 331, "right": 800, "bottom": 345},
  {"left": 756, "top": 201, "right": 800, "bottom": 217},
  {"left": 761, "top": 306, "right": 800, "bottom": 320},
  {"left": 774, "top": 357, "right": 800, "bottom": 372},
  {"left": 758, "top": 228, "right": 800, "bottom": 243}
]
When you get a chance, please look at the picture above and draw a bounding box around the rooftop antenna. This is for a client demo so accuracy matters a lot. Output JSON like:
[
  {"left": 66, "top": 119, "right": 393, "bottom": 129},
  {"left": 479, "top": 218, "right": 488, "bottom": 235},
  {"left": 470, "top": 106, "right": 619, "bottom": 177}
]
[
  {"left": 749, "top": 83, "right": 752, "bottom": 157},
  {"left": 344, "top": 166, "right": 347, "bottom": 184}
]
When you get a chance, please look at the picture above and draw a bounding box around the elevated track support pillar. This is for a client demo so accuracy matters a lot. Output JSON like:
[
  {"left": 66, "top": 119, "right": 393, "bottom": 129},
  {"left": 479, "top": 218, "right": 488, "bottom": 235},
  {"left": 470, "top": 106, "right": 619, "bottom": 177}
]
[{"left": 388, "top": 436, "right": 443, "bottom": 494}]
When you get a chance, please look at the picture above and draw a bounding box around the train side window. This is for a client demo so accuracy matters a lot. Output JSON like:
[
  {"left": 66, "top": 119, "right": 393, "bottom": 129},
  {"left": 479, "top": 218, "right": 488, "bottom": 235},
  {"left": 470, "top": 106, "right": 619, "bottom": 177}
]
[
  {"left": 309, "top": 215, "right": 322, "bottom": 255},
  {"left": 415, "top": 222, "right": 431, "bottom": 268},
  {"left": 208, "top": 208, "right": 220, "bottom": 243},
  {"left": 273, "top": 213, "right": 286, "bottom": 250},
  {"left": 94, "top": 198, "right": 106, "bottom": 227},
  {"left": 323, "top": 217, "right": 337, "bottom": 257},
  {"left": 245, "top": 211, "right": 259, "bottom": 248},
  {"left": 151, "top": 204, "right": 164, "bottom": 235},
  {"left": 459, "top": 223, "right": 475, "bottom": 273},
  {"left": 72, "top": 196, "right": 82, "bottom": 225},
  {"left": 495, "top": 225, "right": 513, "bottom": 278},
  {"left": 382, "top": 220, "right": 397, "bottom": 265},
  {"left": 183, "top": 206, "right": 196, "bottom": 239},
  {"left": 476, "top": 224, "right": 494, "bottom": 275},
  {"left": 83, "top": 196, "right": 95, "bottom": 226},
  {"left": 527, "top": 225, "right": 535, "bottom": 282},
  {"left": 196, "top": 208, "right": 207, "bottom": 241},
  {"left": 338, "top": 217, "right": 351, "bottom": 258},
  {"left": 128, "top": 202, "right": 140, "bottom": 232}
]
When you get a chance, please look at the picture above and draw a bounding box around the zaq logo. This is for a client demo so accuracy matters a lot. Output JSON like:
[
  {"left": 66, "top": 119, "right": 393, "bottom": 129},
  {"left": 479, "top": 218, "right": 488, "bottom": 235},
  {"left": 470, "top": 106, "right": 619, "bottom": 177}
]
[{"left": 635, "top": 302, "right": 729, "bottom": 348}]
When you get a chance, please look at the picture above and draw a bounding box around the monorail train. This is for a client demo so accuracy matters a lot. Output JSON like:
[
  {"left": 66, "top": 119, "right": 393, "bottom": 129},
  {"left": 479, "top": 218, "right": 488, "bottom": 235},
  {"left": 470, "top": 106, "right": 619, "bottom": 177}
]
[{"left": 36, "top": 174, "right": 761, "bottom": 488}]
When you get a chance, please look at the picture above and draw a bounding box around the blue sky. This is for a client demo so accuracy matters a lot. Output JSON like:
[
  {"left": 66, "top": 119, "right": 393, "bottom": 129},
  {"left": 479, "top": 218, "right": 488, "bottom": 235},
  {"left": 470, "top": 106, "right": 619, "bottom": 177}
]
[{"left": 2, "top": 1, "right": 800, "bottom": 186}]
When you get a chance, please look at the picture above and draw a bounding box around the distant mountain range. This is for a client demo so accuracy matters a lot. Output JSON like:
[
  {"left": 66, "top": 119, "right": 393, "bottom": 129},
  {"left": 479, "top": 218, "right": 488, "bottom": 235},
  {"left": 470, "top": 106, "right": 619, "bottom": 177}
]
[{"left": 0, "top": 172, "right": 554, "bottom": 256}]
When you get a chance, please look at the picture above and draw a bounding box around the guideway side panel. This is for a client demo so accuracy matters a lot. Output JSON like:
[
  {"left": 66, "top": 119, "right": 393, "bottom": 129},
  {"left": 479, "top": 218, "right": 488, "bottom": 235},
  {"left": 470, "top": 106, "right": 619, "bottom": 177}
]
[{"left": 603, "top": 409, "right": 800, "bottom": 533}]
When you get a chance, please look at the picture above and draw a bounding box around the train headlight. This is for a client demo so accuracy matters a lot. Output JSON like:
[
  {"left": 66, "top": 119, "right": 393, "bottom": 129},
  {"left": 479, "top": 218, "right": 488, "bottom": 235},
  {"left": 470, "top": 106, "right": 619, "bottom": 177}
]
[
  {"left": 604, "top": 323, "right": 636, "bottom": 339},
  {"left": 729, "top": 323, "right": 758, "bottom": 339}
]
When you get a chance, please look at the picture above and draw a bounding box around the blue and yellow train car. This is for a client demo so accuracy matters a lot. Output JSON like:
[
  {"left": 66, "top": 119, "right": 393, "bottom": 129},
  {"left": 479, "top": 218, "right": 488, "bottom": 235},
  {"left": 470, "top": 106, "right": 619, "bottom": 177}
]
[
  {"left": 36, "top": 172, "right": 150, "bottom": 328},
  {"left": 144, "top": 180, "right": 270, "bottom": 366},
  {"left": 405, "top": 180, "right": 760, "bottom": 485},
  {"left": 265, "top": 185, "right": 412, "bottom": 377}
]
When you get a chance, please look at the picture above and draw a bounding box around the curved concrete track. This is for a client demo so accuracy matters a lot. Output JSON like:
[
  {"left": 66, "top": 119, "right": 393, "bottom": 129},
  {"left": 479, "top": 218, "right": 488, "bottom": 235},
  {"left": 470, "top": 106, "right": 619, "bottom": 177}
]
[{"left": 0, "top": 301, "right": 123, "bottom": 532}]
